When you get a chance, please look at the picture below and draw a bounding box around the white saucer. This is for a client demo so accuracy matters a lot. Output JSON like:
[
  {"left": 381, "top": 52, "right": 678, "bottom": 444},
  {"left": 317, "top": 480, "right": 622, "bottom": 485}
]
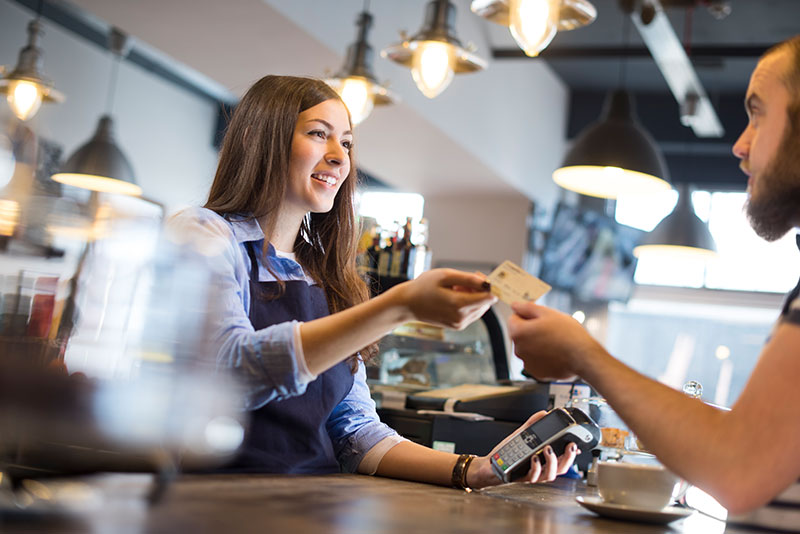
[{"left": 575, "top": 496, "right": 694, "bottom": 524}]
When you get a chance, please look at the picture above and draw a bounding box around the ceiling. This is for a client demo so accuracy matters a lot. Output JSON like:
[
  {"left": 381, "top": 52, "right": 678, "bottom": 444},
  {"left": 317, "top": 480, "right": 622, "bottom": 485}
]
[
  {"left": 11, "top": 0, "right": 800, "bottom": 201},
  {"left": 523, "top": 0, "right": 800, "bottom": 191}
]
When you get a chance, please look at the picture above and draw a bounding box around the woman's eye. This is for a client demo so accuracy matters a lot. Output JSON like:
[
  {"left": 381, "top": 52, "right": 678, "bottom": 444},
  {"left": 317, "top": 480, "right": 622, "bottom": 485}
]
[
  {"left": 309, "top": 130, "right": 326, "bottom": 139},
  {"left": 342, "top": 140, "right": 353, "bottom": 151}
]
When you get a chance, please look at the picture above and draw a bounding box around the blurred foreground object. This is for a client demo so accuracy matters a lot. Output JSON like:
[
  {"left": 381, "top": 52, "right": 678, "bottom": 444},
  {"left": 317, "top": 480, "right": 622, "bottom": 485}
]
[{"left": 0, "top": 123, "right": 245, "bottom": 495}]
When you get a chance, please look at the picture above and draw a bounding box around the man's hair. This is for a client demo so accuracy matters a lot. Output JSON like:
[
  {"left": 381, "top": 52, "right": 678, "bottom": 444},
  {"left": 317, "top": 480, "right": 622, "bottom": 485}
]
[{"left": 764, "top": 35, "right": 800, "bottom": 122}]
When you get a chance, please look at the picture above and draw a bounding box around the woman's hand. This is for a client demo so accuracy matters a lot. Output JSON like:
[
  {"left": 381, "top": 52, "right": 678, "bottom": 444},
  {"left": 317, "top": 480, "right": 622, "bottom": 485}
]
[
  {"left": 466, "top": 411, "right": 579, "bottom": 489},
  {"left": 388, "top": 268, "right": 497, "bottom": 330}
]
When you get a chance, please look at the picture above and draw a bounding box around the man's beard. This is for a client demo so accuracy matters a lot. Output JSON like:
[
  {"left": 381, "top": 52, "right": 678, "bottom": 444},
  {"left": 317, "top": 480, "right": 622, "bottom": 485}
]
[{"left": 745, "top": 114, "right": 800, "bottom": 242}]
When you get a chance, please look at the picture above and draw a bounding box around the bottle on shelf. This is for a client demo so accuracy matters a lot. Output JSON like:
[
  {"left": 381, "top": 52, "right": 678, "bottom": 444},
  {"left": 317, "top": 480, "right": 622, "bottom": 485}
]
[
  {"left": 377, "top": 234, "right": 393, "bottom": 276},
  {"left": 389, "top": 224, "right": 404, "bottom": 277}
]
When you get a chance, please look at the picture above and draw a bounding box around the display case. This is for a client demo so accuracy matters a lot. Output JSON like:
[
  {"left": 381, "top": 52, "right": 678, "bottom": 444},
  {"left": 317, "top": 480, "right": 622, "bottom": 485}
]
[{"left": 367, "top": 306, "right": 509, "bottom": 390}]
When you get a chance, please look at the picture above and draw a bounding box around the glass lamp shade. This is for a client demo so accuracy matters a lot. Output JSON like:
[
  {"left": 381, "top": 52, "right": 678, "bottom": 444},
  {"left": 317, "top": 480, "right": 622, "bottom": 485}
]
[
  {"left": 382, "top": 0, "right": 486, "bottom": 98},
  {"left": 0, "top": 19, "right": 64, "bottom": 121},
  {"left": 472, "top": 0, "right": 596, "bottom": 56},
  {"left": 553, "top": 90, "right": 671, "bottom": 199},
  {"left": 633, "top": 188, "right": 717, "bottom": 259},
  {"left": 472, "top": 0, "right": 596, "bottom": 30},
  {"left": 326, "top": 11, "right": 396, "bottom": 125},
  {"left": 52, "top": 115, "right": 141, "bottom": 196}
]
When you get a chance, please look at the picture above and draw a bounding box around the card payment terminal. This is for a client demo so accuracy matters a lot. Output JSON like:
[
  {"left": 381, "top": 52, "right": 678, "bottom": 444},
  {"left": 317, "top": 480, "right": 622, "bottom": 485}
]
[{"left": 490, "top": 407, "right": 600, "bottom": 483}]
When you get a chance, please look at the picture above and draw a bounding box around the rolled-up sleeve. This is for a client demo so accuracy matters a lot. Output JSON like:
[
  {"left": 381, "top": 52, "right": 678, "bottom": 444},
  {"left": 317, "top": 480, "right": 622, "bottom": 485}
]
[
  {"left": 327, "top": 361, "right": 399, "bottom": 473},
  {"left": 168, "top": 208, "right": 312, "bottom": 410}
]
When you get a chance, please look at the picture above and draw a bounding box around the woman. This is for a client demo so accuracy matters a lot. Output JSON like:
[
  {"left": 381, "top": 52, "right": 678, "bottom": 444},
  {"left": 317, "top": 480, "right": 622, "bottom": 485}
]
[{"left": 171, "top": 75, "right": 577, "bottom": 488}]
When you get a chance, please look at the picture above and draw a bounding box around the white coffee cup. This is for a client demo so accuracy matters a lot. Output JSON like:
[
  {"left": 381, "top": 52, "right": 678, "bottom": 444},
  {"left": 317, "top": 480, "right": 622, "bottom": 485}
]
[{"left": 597, "top": 461, "right": 684, "bottom": 510}]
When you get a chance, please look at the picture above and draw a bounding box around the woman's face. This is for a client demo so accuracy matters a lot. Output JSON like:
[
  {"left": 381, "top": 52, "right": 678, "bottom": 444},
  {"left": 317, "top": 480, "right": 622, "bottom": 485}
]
[{"left": 284, "top": 98, "right": 353, "bottom": 217}]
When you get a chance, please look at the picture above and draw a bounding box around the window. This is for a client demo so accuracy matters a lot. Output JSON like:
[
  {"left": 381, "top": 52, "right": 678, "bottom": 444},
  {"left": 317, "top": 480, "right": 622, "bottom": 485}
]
[
  {"left": 616, "top": 190, "right": 800, "bottom": 293},
  {"left": 357, "top": 191, "right": 424, "bottom": 226},
  {"left": 356, "top": 191, "right": 426, "bottom": 243},
  {"left": 605, "top": 292, "right": 779, "bottom": 407}
]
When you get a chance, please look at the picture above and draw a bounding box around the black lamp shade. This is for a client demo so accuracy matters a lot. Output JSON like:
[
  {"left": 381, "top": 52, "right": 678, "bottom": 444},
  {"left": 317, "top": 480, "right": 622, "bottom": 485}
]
[
  {"left": 52, "top": 115, "right": 141, "bottom": 196},
  {"left": 633, "top": 188, "right": 717, "bottom": 258},
  {"left": 553, "top": 90, "right": 671, "bottom": 198}
]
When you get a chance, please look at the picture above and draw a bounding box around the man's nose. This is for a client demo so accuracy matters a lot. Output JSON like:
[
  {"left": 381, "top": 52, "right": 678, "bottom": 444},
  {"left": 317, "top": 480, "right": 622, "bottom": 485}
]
[{"left": 732, "top": 126, "right": 751, "bottom": 160}]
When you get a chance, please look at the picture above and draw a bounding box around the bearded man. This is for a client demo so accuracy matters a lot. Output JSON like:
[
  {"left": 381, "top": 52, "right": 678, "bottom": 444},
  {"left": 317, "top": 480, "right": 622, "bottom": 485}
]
[{"left": 508, "top": 35, "right": 800, "bottom": 529}]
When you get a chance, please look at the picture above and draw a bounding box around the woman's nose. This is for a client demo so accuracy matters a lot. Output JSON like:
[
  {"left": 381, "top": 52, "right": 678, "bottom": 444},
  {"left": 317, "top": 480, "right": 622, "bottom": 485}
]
[{"left": 326, "top": 144, "right": 346, "bottom": 166}]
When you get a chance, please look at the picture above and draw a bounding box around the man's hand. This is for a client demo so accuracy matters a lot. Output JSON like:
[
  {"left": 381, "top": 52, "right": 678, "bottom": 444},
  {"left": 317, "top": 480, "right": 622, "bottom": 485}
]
[
  {"left": 507, "top": 302, "right": 606, "bottom": 381},
  {"left": 466, "top": 411, "right": 579, "bottom": 488}
]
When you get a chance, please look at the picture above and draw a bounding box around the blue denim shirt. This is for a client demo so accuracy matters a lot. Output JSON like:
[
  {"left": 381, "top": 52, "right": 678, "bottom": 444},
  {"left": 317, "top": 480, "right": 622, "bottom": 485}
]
[{"left": 168, "top": 207, "right": 397, "bottom": 472}]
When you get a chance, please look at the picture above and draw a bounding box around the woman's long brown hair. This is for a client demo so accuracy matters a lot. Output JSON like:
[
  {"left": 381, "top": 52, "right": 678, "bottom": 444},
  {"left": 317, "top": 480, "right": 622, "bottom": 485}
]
[{"left": 204, "top": 75, "right": 375, "bottom": 370}]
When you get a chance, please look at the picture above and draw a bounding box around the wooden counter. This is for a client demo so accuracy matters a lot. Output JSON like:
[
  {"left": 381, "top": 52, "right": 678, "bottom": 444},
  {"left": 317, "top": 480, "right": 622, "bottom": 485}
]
[{"left": 0, "top": 473, "right": 759, "bottom": 533}]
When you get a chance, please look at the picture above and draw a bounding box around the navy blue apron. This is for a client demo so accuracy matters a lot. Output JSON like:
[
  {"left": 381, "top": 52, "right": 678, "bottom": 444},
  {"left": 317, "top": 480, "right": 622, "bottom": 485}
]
[{"left": 225, "top": 241, "right": 354, "bottom": 473}]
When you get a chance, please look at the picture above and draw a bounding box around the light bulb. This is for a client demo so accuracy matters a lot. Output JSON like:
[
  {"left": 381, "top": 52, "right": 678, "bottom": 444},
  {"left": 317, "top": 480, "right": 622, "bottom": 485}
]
[
  {"left": 0, "top": 199, "right": 19, "bottom": 237},
  {"left": 7, "top": 80, "right": 43, "bottom": 121},
  {"left": 339, "top": 77, "right": 374, "bottom": 126},
  {"left": 509, "top": 0, "right": 560, "bottom": 57},
  {"left": 411, "top": 41, "right": 455, "bottom": 99}
]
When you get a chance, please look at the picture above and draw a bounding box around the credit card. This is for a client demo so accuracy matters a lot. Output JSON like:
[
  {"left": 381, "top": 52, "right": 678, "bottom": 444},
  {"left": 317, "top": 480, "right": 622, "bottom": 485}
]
[{"left": 487, "top": 260, "right": 551, "bottom": 305}]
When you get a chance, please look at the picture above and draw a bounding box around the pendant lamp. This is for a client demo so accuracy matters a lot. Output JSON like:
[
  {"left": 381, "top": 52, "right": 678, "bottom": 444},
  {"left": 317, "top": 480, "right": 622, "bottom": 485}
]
[
  {"left": 471, "top": 0, "right": 596, "bottom": 57},
  {"left": 326, "top": 8, "right": 397, "bottom": 125},
  {"left": 552, "top": 90, "right": 671, "bottom": 199},
  {"left": 52, "top": 28, "right": 141, "bottom": 197},
  {"left": 382, "top": 0, "right": 487, "bottom": 99},
  {"left": 633, "top": 185, "right": 717, "bottom": 259},
  {"left": 0, "top": 17, "right": 65, "bottom": 121}
]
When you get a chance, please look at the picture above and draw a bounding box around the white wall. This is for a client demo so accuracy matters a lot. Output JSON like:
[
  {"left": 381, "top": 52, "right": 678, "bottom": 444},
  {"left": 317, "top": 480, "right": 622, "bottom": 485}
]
[
  {"left": 0, "top": 0, "right": 220, "bottom": 212},
  {"left": 425, "top": 193, "right": 531, "bottom": 270}
]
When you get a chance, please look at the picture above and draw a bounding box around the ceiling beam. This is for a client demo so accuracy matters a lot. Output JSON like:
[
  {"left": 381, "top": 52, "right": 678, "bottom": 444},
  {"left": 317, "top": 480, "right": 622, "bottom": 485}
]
[
  {"left": 9, "top": 0, "right": 235, "bottom": 106},
  {"left": 492, "top": 45, "right": 772, "bottom": 60},
  {"left": 630, "top": 0, "right": 724, "bottom": 138}
]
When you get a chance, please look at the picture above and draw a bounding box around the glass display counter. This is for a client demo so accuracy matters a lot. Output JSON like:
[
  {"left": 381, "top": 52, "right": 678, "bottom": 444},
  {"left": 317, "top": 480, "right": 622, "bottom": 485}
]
[{"left": 367, "top": 307, "right": 509, "bottom": 391}]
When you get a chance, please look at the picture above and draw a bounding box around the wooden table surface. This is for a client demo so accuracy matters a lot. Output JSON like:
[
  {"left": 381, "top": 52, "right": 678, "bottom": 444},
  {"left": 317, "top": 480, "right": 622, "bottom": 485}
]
[{"left": 0, "top": 473, "right": 758, "bottom": 533}]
